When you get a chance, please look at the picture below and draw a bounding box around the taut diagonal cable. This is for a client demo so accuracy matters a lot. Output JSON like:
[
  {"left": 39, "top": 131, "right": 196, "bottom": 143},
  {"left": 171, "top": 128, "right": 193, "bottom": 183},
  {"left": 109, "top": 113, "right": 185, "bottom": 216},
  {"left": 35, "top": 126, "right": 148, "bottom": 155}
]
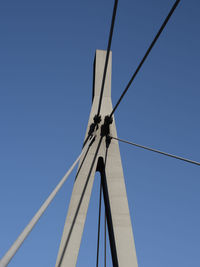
[
  {"left": 96, "top": 0, "right": 118, "bottom": 117},
  {"left": 109, "top": 0, "right": 180, "bottom": 118},
  {"left": 0, "top": 136, "right": 95, "bottom": 267},
  {"left": 111, "top": 136, "right": 200, "bottom": 167}
]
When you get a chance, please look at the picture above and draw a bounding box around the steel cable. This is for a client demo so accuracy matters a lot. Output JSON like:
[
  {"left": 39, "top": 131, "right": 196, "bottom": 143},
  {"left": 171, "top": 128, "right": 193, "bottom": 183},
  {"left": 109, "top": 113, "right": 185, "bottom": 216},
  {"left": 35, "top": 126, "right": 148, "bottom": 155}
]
[
  {"left": 109, "top": 0, "right": 181, "bottom": 118},
  {"left": 96, "top": 181, "right": 102, "bottom": 267},
  {"left": 96, "top": 0, "right": 118, "bottom": 117},
  {"left": 111, "top": 136, "right": 200, "bottom": 167}
]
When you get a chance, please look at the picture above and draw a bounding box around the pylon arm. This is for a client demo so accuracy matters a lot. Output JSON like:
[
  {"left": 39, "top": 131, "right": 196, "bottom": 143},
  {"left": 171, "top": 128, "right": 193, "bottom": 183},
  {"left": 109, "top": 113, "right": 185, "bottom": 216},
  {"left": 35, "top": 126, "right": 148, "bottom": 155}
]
[{"left": 56, "top": 50, "right": 138, "bottom": 267}]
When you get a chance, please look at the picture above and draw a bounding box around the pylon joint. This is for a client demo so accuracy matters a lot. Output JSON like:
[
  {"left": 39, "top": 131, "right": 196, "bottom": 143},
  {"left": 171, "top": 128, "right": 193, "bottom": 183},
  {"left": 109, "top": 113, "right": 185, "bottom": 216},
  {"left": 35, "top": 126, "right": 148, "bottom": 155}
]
[{"left": 101, "top": 115, "right": 113, "bottom": 136}]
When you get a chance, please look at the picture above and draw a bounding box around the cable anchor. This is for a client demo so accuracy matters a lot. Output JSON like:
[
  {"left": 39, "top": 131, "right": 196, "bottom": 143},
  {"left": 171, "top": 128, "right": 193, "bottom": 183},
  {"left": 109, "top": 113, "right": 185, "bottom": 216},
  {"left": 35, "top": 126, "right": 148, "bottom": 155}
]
[
  {"left": 101, "top": 115, "right": 113, "bottom": 148},
  {"left": 88, "top": 115, "right": 101, "bottom": 136}
]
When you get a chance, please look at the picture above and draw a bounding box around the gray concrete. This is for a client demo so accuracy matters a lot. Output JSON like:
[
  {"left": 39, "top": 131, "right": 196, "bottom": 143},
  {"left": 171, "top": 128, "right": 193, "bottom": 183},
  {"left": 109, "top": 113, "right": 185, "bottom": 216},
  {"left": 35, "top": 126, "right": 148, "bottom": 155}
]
[{"left": 56, "top": 50, "right": 138, "bottom": 267}]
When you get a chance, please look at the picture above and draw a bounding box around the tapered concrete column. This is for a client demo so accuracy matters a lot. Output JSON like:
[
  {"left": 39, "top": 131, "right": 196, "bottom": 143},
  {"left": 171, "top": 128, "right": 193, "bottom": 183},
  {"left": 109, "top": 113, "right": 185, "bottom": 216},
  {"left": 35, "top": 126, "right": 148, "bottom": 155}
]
[{"left": 56, "top": 50, "right": 138, "bottom": 267}]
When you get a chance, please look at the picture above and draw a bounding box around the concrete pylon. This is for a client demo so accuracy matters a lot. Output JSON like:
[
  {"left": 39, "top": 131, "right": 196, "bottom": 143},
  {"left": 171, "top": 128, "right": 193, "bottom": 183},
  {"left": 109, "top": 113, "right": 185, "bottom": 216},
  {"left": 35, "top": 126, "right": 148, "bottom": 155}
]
[{"left": 56, "top": 50, "right": 138, "bottom": 267}]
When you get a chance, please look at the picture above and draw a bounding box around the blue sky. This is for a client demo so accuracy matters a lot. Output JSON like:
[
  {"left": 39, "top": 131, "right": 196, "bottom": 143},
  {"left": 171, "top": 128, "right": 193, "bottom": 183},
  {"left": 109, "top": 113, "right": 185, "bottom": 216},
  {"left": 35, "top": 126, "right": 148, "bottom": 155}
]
[{"left": 0, "top": 0, "right": 200, "bottom": 266}]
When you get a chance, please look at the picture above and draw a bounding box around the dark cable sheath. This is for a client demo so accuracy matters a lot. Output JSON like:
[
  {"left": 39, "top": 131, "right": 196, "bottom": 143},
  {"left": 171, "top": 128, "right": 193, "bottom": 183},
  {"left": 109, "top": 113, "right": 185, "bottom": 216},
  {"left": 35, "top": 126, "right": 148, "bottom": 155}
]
[
  {"left": 109, "top": 0, "right": 181, "bottom": 118},
  {"left": 96, "top": 181, "right": 102, "bottom": 267},
  {"left": 104, "top": 209, "right": 106, "bottom": 267},
  {"left": 111, "top": 136, "right": 200, "bottom": 166},
  {"left": 97, "top": 0, "right": 118, "bottom": 117}
]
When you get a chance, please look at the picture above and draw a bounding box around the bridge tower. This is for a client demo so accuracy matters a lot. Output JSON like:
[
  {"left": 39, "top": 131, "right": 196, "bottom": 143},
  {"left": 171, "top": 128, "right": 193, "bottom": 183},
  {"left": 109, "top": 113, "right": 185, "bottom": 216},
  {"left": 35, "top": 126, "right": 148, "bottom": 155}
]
[{"left": 56, "top": 50, "right": 138, "bottom": 267}]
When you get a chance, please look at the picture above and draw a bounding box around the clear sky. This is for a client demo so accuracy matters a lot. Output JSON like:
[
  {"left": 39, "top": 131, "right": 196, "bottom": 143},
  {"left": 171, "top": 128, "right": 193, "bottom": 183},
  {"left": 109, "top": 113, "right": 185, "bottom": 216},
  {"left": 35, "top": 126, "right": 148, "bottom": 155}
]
[{"left": 0, "top": 0, "right": 200, "bottom": 266}]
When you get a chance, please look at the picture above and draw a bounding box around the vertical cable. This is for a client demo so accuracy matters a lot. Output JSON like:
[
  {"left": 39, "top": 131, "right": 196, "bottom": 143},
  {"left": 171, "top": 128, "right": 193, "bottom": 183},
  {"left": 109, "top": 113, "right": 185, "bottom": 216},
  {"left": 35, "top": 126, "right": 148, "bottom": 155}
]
[
  {"left": 96, "top": 180, "right": 102, "bottom": 267},
  {"left": 99, "top": 149, "right": 119, "bottom": 266},
  {"left": 104, "top": 209, "right": 107, "bottom": 267}
]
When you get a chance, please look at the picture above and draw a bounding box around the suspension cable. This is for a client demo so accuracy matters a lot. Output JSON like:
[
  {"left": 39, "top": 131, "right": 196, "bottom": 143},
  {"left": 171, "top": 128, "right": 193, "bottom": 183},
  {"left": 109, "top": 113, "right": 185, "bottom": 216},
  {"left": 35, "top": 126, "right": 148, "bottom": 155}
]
[
  {"left": 111, "top": 136, "right": 200, "bottom": 166},
  {"left": 96, "top": 180, "right": 102, "bottom": 267},
  {"left": 104, "top": 209, "right": 107, "bottom": 267},
  {"left": 0, "top": 136, "right": 95, "bottom": 267},
  {"left": 96, "top": 0, "right": 118, "bottom": 117},
  {"left": 109, "top": 0, "right": 180, "bottom": 118}
]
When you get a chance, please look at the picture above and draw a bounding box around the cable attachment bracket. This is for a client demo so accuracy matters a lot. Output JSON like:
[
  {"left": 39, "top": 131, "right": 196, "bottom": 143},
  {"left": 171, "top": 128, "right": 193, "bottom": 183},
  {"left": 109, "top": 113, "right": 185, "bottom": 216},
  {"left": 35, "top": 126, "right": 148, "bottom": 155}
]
[
  {"left": 88, "top": 115, "right": 102, "bottom": 137},
  {"left": 93, "top": 114, "right": 101, "bottom": 125},
  {"left": 101, "top": 115, "right": 113, "bottom": 148}
]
